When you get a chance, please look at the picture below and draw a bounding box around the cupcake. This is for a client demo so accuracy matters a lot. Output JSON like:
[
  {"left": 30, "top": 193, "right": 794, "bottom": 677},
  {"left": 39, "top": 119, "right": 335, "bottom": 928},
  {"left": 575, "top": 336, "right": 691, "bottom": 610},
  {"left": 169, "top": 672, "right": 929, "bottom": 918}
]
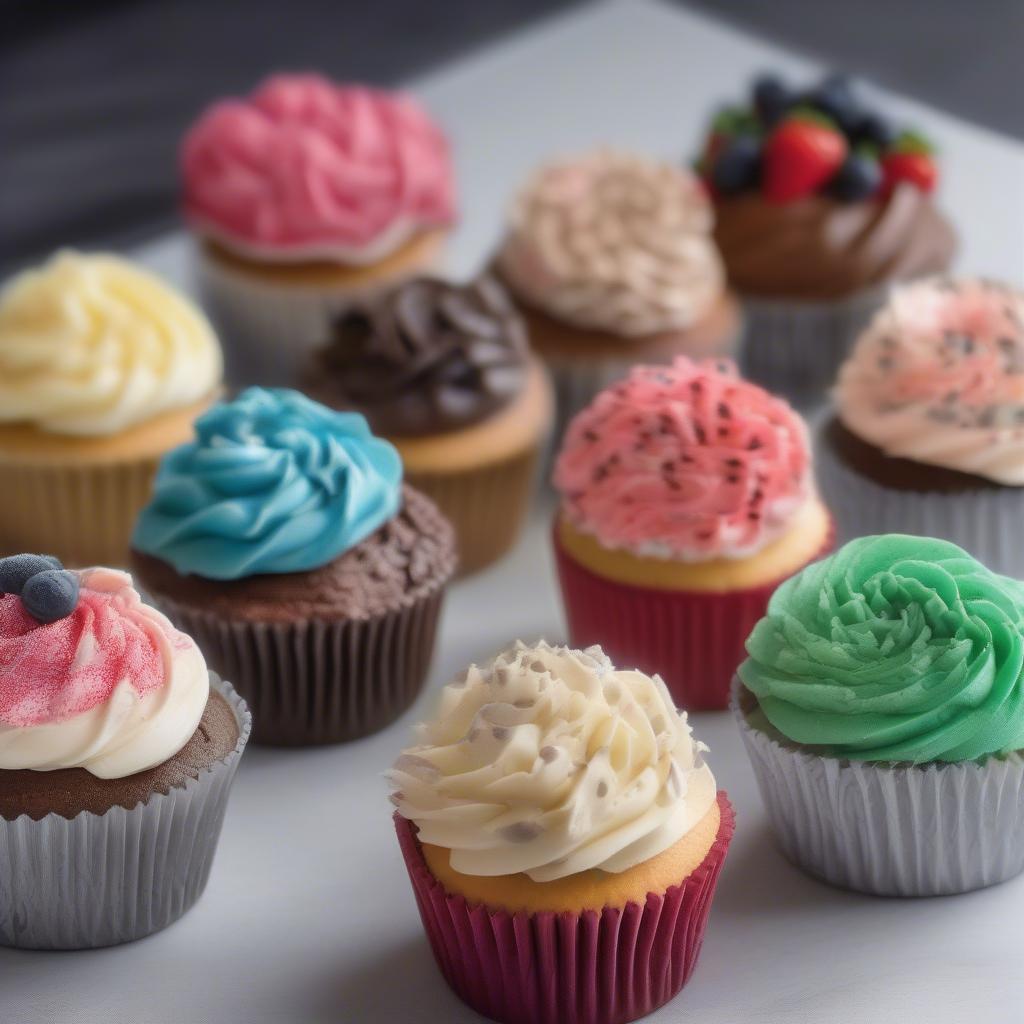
[
  {"left": 818, "top": 277, "right": 1024, "bottom": 577},
  {"left": 131, "top": 387, "right": 455, "bottom": 745},
  {"left": 0, "top": 554, "right": 250, "bottom": 949},
  {"left": 695, "top": 71, "right": 957, "bottom": 404},
  {"left": 302, "top": 275, "right": 552, "bottom": 574},
  {"left": 494, "top": 149, "right": 742, "bottom": 447},
  {"left": 182, "top": 73, "right": 457, "bottom": 386},
  {"left": 0, "top": 251, "right": 222, "bottom": 567},
  {"left": 552, "top": 357, "right": 832, "bottom": 711},
  {"left": 390, "top": 641, "right": 734, "bottom": 1024},
  {"left": 736, "top": 534, "right": 1024, "bottom": 897}
]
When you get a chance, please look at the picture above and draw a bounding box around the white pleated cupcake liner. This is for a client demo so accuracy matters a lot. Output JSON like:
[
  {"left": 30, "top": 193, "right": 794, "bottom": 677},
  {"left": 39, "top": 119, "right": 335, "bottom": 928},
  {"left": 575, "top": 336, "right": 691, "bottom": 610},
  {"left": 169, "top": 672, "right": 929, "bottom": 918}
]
[
  {"left": 738, "top": 286, "right": 886, "bottom": 408},
  {"left": 733, "top": 684, "right": 1024, "bottom": 897},
  {"left": 814, "top": 427, "right": 1024, "bottom": 578},
  {"left": 0, "top": 674, "right": 251, "bottom": 950},
  {"left": 197, "top": 245, "right": 441, "bottom": 388}
]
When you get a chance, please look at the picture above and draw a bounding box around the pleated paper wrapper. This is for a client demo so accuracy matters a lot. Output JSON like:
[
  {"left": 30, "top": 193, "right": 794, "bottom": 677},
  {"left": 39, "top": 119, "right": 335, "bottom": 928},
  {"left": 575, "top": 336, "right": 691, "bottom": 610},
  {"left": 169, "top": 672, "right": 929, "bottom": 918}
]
[
  {"left": 197, "top": 244, "right": 441, "bottom": 388},
  {"left": 147, "top": 584, "right": 447, "bottom": 746},
  {"left": 815, "top": 428, "right": 1024, "bottom": 579},
  {"left": 0, "top": 674, "right": 251, "bottom": 950},
  {"left": 552, "top": 520, "right": 833, "bottom": 711},
  {"left": 395, "top": 792, "right": 735, "bottom": 1024},
  {"left": 0, "top": 453, "right": 160, "bottom": 568},
  {"left": 739, "top": 286, "right": 885, "bottom": 410},
  {"left": 734, "top": 685, "right": 1024, "bottom": 897}
]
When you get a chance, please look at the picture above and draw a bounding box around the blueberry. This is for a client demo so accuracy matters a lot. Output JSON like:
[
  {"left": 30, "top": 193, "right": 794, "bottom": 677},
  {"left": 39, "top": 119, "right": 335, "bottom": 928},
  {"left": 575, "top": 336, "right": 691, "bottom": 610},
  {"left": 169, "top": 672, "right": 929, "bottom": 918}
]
[
  {"left": 0, "top": 554, "right": 63, "bottom": 595},
  {"left": 712, "top": 136, "right": 762, "bottom": 195},
  {"left": 811, "top": 73, "right": 861, "bottom": 134},
  {"left": 853, "top": 112, "right": 896, "bottom": 149},
  {"left": 752, "top": 73, "right": 792, "bottom": 126},
  {"left": 828, "top": 152, "right": 882, "bottom": 201},
  {"left": 21, "top": 569, "right": 80, "bottom": 625}
]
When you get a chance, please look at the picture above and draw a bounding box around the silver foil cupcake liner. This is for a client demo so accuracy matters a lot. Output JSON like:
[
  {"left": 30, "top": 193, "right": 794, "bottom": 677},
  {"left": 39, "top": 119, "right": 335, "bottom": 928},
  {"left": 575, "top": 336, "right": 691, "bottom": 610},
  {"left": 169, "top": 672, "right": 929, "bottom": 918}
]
[
  {"left": 0, "top": 674, "right": 251, "bottom": 949},
  {"left": 148, "top": 588, "right": 446, "bottom": 746},
  {"left": 739, "top": 286, "right": 885, "bottom": 408},
  {"left": 197, "top": 244, "right": 441, "bottom": 387},
  {"left": 733, "top": 684, "right": 1024, "bottom": 896},
  {"left": 814, "top": 425, "right": 1024, "bottom": 578}
]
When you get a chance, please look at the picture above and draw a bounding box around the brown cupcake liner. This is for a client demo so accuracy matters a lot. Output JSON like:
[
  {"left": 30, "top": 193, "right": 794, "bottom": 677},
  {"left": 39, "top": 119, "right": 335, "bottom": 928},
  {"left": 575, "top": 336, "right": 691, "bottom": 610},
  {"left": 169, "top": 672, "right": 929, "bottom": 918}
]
[
  {"left": 0, "top": 454, "right": 158, "bottom": 568},
  {"left": 406, "top": 443, "right": 542, "bottom": 576},
  {"left": 146, "top": 586, "right": 446, "bottom": 746}
]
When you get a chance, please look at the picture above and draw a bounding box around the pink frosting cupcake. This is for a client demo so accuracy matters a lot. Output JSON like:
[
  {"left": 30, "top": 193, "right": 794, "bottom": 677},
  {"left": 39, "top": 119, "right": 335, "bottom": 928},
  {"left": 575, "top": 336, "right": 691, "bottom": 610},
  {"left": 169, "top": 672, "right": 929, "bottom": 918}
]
[
  {"left": 552, "top": 357, "right": 833, "bottom": 709},
  {"left": 181, "top": 73, "right": 457, "bottom": 385}
]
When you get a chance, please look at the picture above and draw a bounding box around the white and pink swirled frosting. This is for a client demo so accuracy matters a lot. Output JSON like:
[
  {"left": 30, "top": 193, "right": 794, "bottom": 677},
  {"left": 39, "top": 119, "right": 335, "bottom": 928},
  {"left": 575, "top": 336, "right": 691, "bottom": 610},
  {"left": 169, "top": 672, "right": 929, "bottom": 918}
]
[
  {"left": 836, "top": 278, "right": 1024, "bottom": 485},
  {"left": 554, "top": 358, "right": 813, "bottom": 560},
  {"left": 181, "top": 74, "right": 456, "bottom": 263},
  {"left": 0, "top": 569, "right": 209, "bottom": 778}
]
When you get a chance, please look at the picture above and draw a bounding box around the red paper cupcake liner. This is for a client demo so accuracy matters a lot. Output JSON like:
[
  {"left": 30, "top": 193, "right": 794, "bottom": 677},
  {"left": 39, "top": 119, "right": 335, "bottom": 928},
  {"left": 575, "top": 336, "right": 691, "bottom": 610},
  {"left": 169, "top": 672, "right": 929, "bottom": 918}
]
[
  {"left": 395, "top": 793, "right": 735, "bottom": 1024},
  {"left": 553, "top": 521, "right": 833, "bottom": 711}
]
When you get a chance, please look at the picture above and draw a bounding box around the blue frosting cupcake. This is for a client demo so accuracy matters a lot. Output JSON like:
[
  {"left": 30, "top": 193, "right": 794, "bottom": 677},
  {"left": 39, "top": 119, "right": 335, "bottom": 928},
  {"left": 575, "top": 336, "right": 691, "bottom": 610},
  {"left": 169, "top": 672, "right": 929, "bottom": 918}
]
[{"left": 131, "top": 387, "right": 456, "bottom": 745}]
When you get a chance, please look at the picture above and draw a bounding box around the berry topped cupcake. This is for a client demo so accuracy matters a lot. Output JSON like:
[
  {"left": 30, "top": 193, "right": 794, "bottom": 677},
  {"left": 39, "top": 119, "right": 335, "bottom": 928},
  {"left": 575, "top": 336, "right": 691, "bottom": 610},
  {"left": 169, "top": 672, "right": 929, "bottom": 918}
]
[
  {"left": 0, "top": 555, "right": 250, "bottom": 948},
  {"left": 131, "top": 387, "right": 455, "bottom": 745},
  {"left": 695, "top": 71, "right": 956, "bottom": 402},
  {"left": 552, "top": 356, "right": 832, "bottom": 709},
  {"left": 0, "top": 251, "right": 222, "bottom": 567},
  {"left": 495, "top": 149, "right": 741, "bottom": 445},
  {"left": 303, "top": 275, "right": 552, "bottom": 573},
  {"left": 736, "top": 534, "right": 1024, "bottom": 895},
  {"left": 818, "top": 276, "right": 1024, "bottom": 576},
  {"left": 391, "top": 641, "right": 734, "bottom": 1024},
  {"left": 182, "top": 73, "right": 457, "bottom": 384}
]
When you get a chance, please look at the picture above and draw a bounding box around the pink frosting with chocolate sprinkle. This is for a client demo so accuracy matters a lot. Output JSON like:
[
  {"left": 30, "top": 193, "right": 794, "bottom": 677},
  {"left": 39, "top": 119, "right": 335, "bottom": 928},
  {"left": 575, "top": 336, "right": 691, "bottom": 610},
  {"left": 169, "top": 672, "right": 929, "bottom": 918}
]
[
  {"left": 554, "top": 358, "right": 813, "bottom": 560},
  {"left": 181, "top": 74, "right": 456, "bottom": 261},
  {"left": 0, "top": 568, "right": 192, "bottom": 728}
]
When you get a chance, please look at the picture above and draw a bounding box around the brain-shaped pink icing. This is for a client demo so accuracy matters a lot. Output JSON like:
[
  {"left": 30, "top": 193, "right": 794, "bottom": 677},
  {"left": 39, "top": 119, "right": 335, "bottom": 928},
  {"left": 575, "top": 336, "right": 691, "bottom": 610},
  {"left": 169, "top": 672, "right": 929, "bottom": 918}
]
[
  {"left": 181, "top": 74, "right": 456, "bottom": 258},
  {"left": 554, "top": 358, "right": 812, "bottom": 559},
  {"left": 0, "top": 568, "right": 192, "bottom": 728}
]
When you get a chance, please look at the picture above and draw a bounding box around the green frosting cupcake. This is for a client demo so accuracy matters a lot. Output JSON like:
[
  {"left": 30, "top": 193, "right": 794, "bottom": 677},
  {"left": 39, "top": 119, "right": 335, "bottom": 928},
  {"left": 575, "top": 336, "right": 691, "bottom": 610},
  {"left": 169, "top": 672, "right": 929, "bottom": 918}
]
[{"left": 738, "top": 534, "right": 1024, "bottom": 763}]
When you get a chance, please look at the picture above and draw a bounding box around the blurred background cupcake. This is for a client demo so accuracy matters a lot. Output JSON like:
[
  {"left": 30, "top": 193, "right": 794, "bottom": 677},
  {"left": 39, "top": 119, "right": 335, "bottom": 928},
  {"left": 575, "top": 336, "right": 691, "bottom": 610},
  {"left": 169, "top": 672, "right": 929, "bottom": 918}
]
[
  {"left": 695, "top": 71, "right": 957, "bottom": 405},
  {"left": 736, "top": 534, "right": 1024, "bottom": 896},
  {"left": 391, "top": 641, "right": 734, "bottom": 1024},
  {"left": 0, "top": 556, "right": 250, "bottom": 948},
  {"left": 0, "top": 251, "right": 222, "bottom": 567},
  {"left": 494, "top": 149, "right": 741, "bottom": 449},
  {"left": 302, "top": 275, "right": 552, "bottom": 574},
  {"left": 552, "top": 357, "right": 832, "bottom": 710},
  {"left": 818, "top": 277, "right": 1024, "bottom": 576},
  {"left": 131, "top": 387, "right": 455, "bottom": 745},
  {"left": 181, "top": 73, "right": 457, "bottom": 386}
]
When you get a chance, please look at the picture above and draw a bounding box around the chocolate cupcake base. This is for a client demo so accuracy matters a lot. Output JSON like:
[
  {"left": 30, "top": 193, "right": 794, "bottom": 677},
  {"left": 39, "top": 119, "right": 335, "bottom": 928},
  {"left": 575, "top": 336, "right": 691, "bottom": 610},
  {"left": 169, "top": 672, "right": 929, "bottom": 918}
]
[{"left": 0, "top": 675, "right": 250, "bottom": 950}]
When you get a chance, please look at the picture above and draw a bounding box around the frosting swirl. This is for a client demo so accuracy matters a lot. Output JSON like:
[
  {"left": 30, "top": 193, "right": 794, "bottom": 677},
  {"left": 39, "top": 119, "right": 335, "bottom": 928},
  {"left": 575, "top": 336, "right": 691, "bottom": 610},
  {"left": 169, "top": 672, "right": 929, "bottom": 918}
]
[
  {"left": 0, "top": 568, "right": 209, "bottom": 778},
  {"left": 132, "top": 388, "right": 402, "bottom": 580},
  {"left": 305, "top": 276, "right": 528, "bottom": 435},
  {"left": 497, "top": 150, "right": 724, "bottom": 337},
  {"left": 0, "top": 251, "right": 221, "bottom": 436},
  {"left": 836, "top": 277, "right": 1024, "bottom": 485},
  {"left": 713, "top": 186, "right": 956, "bottom": 301},
  {"left": 182, "top": 74, "right": 456, "bottom": 262},
  {"left": 390, "top": 641, "right": 715, "bottom": 881},
  {"left": 554, "top": 358, "right": 813, "bottom": 560},
  {"left": 739, "top": 535, "right": 1024, "bottom": 763}
]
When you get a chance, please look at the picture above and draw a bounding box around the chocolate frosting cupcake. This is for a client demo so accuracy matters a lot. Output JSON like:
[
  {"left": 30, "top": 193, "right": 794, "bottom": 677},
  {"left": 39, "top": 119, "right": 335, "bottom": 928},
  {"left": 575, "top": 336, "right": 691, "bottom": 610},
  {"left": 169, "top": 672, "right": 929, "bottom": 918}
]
[{"left": 305, "top": 275, "right": 529, "bottom": 436}]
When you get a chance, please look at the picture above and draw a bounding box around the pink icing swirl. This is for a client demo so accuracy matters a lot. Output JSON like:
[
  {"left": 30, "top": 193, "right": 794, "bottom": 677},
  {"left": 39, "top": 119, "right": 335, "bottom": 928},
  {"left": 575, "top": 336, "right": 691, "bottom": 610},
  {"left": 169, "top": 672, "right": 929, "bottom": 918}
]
[
  {"left": 0, "top": 568, "right": 192, "bottom": 729},
  {"left": 554, "top": 358, "right": 813, "bottom": 560},
  {"left": 181, "top": 74, "right": 456, "bottom": 260}
]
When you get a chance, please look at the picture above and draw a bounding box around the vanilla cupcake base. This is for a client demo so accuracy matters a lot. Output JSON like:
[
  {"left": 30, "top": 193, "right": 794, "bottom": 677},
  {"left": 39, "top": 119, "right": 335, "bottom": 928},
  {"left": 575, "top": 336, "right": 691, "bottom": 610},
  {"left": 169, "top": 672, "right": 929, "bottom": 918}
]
[{"left": 197, "top": 232, "right": 445, "bottom": 387}]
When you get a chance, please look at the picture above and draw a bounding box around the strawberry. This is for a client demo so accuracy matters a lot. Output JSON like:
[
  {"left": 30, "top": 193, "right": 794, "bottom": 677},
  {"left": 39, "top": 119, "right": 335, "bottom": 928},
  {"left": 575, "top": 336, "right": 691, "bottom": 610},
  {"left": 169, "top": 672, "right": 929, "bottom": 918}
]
[
  {"left": 695, "top": 106, "right": 759, "bottom": 181},
  {"left": 762, "top": 109, "right": 847, "bottom": 203},
  {"left": 881, "top": 131, "right": 937, "bottom": 195}
]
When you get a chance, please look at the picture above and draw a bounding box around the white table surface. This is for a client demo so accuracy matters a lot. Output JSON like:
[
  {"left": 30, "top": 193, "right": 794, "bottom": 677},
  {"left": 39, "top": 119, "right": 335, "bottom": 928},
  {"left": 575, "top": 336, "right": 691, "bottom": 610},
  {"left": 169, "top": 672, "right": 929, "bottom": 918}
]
[{"left": 6, "top": 2, "right": 1024, "bottom": 1022}]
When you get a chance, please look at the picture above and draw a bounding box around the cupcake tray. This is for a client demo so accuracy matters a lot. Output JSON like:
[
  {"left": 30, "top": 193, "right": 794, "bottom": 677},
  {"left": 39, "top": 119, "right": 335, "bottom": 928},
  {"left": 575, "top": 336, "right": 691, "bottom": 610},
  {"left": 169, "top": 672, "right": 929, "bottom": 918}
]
[{"left": 6, "top": 2, "right": 1024, "bottom": 1021}]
